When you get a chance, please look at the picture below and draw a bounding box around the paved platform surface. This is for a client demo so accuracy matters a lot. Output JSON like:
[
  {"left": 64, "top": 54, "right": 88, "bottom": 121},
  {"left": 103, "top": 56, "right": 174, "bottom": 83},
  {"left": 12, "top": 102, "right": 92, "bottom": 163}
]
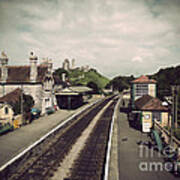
[
  {"left": 0, "top": 97, "right": 102, "bottom": 167},
  {"left": 117, "top": 99, "right": 175, "bottom": 180}
]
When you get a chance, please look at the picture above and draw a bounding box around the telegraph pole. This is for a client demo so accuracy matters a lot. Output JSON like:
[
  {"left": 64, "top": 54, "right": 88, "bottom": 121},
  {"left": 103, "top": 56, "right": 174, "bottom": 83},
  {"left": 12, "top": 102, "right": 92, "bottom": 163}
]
[{"left": 172, "top": 86, "right": 178, "bottom": 129}]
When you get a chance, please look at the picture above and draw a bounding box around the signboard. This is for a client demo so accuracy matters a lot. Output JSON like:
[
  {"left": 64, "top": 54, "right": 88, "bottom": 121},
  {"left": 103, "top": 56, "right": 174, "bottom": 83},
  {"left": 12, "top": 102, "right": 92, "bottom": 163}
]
[{"left": 142, "top": 121, "right": 151, "bottom": 133}]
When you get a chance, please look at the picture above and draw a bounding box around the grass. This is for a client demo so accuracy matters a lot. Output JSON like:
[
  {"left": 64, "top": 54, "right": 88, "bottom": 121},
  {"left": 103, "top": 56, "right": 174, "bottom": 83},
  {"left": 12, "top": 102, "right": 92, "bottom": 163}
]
[{"left": 69, "top": 69, "right": 109, "bottom": 89}]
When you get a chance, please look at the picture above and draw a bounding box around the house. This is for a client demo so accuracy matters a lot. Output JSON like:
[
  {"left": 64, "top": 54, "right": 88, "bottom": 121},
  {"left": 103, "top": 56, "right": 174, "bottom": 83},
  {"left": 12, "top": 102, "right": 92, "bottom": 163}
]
[
  {"left": 0, "top": 51, "right": 61, "bottom": 114},
  {"left": 132, "top": 95, "right": 170, "bottom": 132},
  {"left": 130, "top": 75, "right": 157, "bottom": 108},
  {"left": 0, "top": 88, "right": 23, "bottom": 126}
]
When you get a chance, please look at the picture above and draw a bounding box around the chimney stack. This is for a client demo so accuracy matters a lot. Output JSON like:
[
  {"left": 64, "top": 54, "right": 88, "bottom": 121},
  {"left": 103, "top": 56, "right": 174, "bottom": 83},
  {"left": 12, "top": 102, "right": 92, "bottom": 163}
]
[
  {"left": 0, "top": 51, "right": 8, "bottom": 82},
  {"left": 29, "top": 52, "right": 38, "bottom": 82}
]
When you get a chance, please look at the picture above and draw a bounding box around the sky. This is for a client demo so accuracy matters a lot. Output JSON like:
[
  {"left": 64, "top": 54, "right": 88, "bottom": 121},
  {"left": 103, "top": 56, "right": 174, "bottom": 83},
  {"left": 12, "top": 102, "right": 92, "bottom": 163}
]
[{"left": 0, "top": 0, "right": 180, "bottom": 78}]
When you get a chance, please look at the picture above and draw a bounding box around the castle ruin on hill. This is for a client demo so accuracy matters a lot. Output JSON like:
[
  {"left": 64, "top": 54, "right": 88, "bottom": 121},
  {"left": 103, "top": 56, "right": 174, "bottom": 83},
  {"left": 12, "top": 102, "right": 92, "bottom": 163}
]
[{"left": 62, "top": 58, "right": 90, "bottom": 72}]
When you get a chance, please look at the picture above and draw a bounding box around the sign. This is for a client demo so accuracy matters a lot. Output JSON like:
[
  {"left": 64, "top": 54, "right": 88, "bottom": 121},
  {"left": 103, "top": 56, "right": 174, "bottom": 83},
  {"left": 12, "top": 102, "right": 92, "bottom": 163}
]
[{"left": 142, "top": 121, "right": 151, "bottom": 133}]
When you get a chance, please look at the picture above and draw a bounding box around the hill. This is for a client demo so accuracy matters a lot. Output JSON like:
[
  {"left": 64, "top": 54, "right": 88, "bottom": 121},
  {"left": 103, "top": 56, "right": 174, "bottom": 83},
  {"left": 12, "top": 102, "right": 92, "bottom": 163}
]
[
  {"left": 54, "top": 68, "right": 109, "bottom": 90},
  {"left": 149, "top": 65, "right": 180, "bottom": 99},
  {"left": 70, "top": 68, "right": 109, "bottom": 89},
  {"left": 109, "top": 64, "right": 180, "bottom": 98}
]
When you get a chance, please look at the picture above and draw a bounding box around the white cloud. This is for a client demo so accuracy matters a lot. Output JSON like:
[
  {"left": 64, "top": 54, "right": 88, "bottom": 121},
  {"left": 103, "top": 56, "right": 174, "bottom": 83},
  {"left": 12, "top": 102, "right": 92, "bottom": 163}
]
[
  {"left": 132, "top": 56, "right": 143, "bottom": 63},
  {"left": 0, "top": 0, "right": 180, "bottom": 78}
]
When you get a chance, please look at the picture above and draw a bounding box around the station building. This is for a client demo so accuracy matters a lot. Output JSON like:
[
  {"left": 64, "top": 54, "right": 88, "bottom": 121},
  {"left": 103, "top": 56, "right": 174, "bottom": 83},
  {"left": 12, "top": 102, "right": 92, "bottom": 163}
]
[
  {"left": 130, "top": 75, "right": 157, "bottom": 109},
  {"left": 0, "top": 51, "right": 62, "bottom": 114},
  {"left": 132, "top": 95, "right": 170, "bottom": 132},
  {"left": 56, "top": 86, "right": 93, "bottom": 109}
]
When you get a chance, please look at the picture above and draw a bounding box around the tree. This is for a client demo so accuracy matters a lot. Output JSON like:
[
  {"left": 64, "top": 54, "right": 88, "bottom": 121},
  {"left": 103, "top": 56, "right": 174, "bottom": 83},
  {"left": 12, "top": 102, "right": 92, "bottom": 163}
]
[
  {"left": 87, "top": 81, "right": 99, "bottom": 94},
  {"left": 177, "top": 91, "right": 180, "bottom": 123},
  {"left": 13, "top": 94, "right": 34, "bottom": 115},
  {"left": 54, "top": 68, "right": 69, "bottom": 80},
  {"left": 106, "top": 75, "right": 134, "bottom": 92},
  {"left": 23, "top": 94, "right": 34, "bottom": 113}
]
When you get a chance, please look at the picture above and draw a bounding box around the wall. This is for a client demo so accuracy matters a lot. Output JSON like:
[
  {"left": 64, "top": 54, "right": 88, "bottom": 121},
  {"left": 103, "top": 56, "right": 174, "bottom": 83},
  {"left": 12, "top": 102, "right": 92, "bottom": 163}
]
[
  {"left": 148, "top": 84, "right": 156, "bottom": 97},
  {"left": 41, "top": 91, "right": 55, "bottom": 114},
  {"left": 142, "top": 111, "right": 153, "bottom": 128},
  {"left": 142, "top": 111, "right": 170, "bottom": 128},
  {"left": 0, "top": 84, "right": 43, "bottom": 110},
  {"left": 161, "top": 112, "right": 171, "bottom": 127}
]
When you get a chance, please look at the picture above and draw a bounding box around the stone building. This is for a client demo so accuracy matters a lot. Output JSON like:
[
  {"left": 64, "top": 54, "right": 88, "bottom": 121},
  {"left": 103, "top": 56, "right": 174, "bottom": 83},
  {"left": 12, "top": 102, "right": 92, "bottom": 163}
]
[{"left": 0, "top": 51, "right": 59, "bottom": 114}]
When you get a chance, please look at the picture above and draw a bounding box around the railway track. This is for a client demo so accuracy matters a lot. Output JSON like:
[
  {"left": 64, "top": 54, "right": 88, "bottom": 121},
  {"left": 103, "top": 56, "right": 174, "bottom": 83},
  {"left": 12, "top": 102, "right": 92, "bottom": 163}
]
[
  {"left": 67, "top": 99, "right": 117, "bottom": 180},
  {"left": 0, "top": 96, "right": 116, "bottom": 180}
]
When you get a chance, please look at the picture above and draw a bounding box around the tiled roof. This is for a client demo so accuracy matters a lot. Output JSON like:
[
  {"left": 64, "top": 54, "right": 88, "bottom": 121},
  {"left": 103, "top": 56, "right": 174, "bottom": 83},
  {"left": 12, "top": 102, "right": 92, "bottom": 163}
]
[
  {"left": 0, "top": 65, "right": 48, "bottom": 83},
  {"left": 132, "top": 75, "right": 156, "bottom": 84},
  {"left": 69, "top": 86, "right": 93, "bottom": 93},
  {"left": 0, "top": 88, "right": 22, "bottom": 105},
  {"left": 57, "top": 86, "right": 93, "bottom": 95},
  {"left": 135, "top": 95, "right": 168, "bottom": 111},
  {"left": 134, "top": 95, "right": 153, "bottom": 109}
]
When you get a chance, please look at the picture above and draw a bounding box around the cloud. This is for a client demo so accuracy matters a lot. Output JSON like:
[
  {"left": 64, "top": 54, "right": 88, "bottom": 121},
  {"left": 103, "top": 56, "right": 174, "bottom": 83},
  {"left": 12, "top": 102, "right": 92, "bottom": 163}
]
[
  {"left": 132, "top": 56, "right": 143, "bottom": 63},
  {"left": 0, "top": 0, "right": 180, "bottom": 78}
]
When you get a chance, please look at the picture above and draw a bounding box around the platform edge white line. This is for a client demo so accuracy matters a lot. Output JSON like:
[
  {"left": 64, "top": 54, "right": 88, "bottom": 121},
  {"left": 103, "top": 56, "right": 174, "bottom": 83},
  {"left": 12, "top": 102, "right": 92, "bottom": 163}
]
[
  {"left": 0, "top": 99, "right": 102, "bottom": 172},
  {"left": 104, "top": 96, "right": 121, "bottom": 180}
]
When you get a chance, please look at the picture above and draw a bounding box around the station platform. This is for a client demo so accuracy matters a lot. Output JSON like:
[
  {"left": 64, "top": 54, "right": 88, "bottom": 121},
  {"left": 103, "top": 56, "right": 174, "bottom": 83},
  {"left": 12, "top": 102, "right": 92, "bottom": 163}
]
[
  {"left": 108, "top": 97, "right": 175, "bottom": 180},
  {"left": 0, "top": 97, "right": 102, "bottom": 167}
]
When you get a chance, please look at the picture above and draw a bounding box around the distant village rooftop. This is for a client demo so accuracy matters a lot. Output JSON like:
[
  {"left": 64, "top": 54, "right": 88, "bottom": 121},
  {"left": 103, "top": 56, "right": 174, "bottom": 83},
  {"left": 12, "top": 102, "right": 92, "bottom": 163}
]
[{"left": 132, "top": 75, "right": 157, "bottom": 84}]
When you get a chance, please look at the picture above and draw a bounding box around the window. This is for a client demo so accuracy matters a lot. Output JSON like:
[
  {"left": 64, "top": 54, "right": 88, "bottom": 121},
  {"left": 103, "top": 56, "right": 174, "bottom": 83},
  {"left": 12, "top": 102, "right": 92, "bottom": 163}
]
[
  {"left": 5, "top": 107, "right": 9, "bottom": 114},
  {"left": 135, "top": 84, "right": 148, "bottom": 97},
  {"left": 144, "top": 114, "right": 150, "bottom": 120}
]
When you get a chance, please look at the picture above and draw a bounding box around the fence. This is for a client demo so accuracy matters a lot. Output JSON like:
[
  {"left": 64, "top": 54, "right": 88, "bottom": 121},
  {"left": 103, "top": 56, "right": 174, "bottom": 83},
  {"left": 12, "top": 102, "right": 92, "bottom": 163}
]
[{"left": 154, "top": 121, "right": 180, "bottom": 149}]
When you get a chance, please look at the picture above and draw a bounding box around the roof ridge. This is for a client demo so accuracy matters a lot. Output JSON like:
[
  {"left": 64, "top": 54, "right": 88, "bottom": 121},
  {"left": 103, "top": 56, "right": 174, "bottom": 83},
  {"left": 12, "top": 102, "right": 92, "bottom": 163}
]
[
  {"left": 7, "top": 65, "right": 30, "bottom": 67},
  {"left": 132, "top": 75, "right": 156, "bottom": 83}
]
